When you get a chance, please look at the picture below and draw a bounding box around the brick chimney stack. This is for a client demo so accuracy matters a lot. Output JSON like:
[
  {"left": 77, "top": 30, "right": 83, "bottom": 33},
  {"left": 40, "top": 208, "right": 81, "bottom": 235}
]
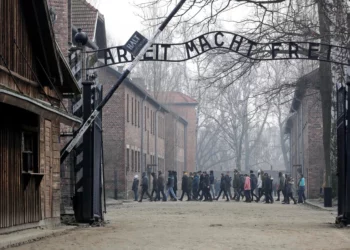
[{"left": 46, "top": 0, "right": 71, "bottom": 57}]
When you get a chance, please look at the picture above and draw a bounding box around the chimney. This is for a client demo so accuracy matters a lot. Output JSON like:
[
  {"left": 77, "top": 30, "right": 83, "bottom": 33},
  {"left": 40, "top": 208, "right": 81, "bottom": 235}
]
[{"left": 133, "top": 77, "right": 147, "bottom": 90}]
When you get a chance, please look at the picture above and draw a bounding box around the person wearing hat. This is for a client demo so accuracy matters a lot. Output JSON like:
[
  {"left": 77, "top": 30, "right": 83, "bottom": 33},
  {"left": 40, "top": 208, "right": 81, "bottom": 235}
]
[
  {"left": 132, "top": 175, "right": 139, "bottom": 201},
  {"left": 179, "top": 171, "right": 190, "bottom": 201}
]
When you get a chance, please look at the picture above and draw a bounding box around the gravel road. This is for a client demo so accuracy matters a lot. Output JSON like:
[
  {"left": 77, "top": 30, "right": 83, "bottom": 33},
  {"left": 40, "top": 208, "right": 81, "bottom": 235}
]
[{"left": 11, "top": 200, "right": 350, "bottom": 250}]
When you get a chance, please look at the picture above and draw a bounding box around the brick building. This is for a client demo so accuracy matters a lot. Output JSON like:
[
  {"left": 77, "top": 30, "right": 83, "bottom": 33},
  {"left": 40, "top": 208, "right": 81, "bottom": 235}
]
[
  {"left": 157, "top": 92, "right": 198, "bottom": 173},
  {"left": 99, "top": 66, "right": 188, "bottom": 199},
  {"left": 285, "top": 69, "right": 325, "bottom": 199},
  {"left": 0, "top": 0, "right": 80, "bottom": 233}
]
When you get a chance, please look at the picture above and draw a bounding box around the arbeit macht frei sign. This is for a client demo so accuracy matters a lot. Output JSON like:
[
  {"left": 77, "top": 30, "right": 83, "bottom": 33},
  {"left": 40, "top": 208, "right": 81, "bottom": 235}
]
[{"left": 87, "top": 31, "right": 350, "bottom": 70}]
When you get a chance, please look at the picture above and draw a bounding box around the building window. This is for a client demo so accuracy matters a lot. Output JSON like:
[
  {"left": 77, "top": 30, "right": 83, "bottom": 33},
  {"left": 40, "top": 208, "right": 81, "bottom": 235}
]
[
  {"left": 126, "top": 148, "right": 130, "bottom": 171},
  {"left": 131, "top": 149, "right": 134, "bottom": 171},
  {"left": 135, "top": 98, "right": 137, "bottom": 127},
  {"left": 153, "top": 112, "right": 156, "bottom": 135},
  {"left": 131, "top": 97, "right": 134, "bottom": 125},
  {"left": 144, "top": 106, "right": 147, "bottom": 131},
  {"left": 127, "top": 94, "right": 129, "bottom": 122},
  {"left": 138, "top": 101, "right": 140, "bottom": 128},
  {"left": 138, "top": 151, "right": 140, "bottom": 172},
  {"left": 135, "top": 150, "right": 138, "bottom": 172},
  {"left": 150, "top": 110, "right": 153, "bottom": 134},
  {"left": 22, "top": 132, "right": 37, "bottom": 172}
]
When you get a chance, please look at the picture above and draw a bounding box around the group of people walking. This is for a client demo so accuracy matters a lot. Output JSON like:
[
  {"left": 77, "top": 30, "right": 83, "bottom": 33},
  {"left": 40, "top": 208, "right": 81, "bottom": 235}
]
[{"left": 132, "top": 169, "right": 307, "bottom": 204}]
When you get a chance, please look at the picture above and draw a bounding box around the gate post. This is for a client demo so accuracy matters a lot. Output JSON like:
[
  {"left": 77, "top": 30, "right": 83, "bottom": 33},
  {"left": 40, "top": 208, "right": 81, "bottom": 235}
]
[
  {"left": 336, "top": 85, "right": 346, "bottom": 220},
  {"left": 82, "top": 81, "right": 94, "bottom": 222}
]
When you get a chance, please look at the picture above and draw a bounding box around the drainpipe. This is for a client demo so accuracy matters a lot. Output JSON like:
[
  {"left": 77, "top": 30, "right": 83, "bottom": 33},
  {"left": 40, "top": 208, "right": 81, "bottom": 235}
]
[
  {"left": 155, "top": 106, "right": 161, "bottom": 173},
  {"left": 141, "top": 96, "right": 147, "bottom": 173},
  {"left": 184, "top": 124, "right": 188, "bottom": 171}
]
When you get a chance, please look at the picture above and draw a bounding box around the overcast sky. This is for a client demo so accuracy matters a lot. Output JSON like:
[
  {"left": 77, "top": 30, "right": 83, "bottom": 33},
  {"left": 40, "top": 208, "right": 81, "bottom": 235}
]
[{"left": 96, "top": 0, "right": 143, "bottom": 45}]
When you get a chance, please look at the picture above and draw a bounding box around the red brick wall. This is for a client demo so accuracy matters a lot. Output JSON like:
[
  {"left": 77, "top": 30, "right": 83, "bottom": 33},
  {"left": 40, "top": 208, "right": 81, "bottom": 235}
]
[
  {"left": 47, "top": 0, "right": 70, "bottom": 57},
  {"left": 305, "top": 88, "right": 324, "bottom": 198},
  {"left": 289, "top": 87, "right": 324, "bottom": 199},
  {"left": 99, "top": 68, "right": 126, "bottom": 199},
  {"left": 166, "top": 104, "right": 197, "bottom": 173},
  {"left": 99, "top": 67, "right": 188, "bottom": 199}
]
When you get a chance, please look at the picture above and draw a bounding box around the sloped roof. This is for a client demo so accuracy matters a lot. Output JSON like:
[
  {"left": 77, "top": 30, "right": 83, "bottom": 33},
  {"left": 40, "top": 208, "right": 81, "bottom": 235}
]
[
  {"left": 72, "top": 0, "right": 99, "bottom": 41},
  {"left": 100, "top": 63, "right": 188, "bottom": 125},
  {"left": 156, "top": 92, "right": 198, "bottom": 105}
]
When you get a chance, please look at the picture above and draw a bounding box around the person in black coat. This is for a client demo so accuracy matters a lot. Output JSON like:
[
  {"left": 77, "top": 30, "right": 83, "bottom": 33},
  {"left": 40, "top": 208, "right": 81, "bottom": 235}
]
[
  {"left": 150, "top": 172, "right": 159, "bottom": 201},
  {"left": 263, "top": 173, "right": 273, "bottom": 203},
  {"left": 179, "top": 172, "right": 190, "bottom": 201},
  {"left": 216, "top": 173, "right": 229, "bottom": 201},
  {"left": 200, "top": 171, "right": 212, "bottom": 201},
  {"left": 192, "top": 173, "right": 200, "bottom": 200},
  {"left": 157, "top": 171, "right": 167, "bottom": 201},
  {"left": 239, "top": 174, "right": 246, "bottom": 201},
  {"left": 167, "top": 171, "right": 177, "bottom": 201},
  {"left": 132, "top": 175, "right": 139, "bottom": 201},
  {"left": 250, "top": 170, "right": 259, "bottom": 202},
  {"left": 139, "top": 172, "right": 153, "bottom": 202},
  {"left": 173, "top": 171, "right": 178, "bottom": 196}
]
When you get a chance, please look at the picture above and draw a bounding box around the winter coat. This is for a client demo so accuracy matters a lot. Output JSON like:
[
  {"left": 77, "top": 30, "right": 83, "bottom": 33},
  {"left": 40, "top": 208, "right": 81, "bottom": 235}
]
[
  {"left": 192, "top": 175, "right": 200, "bottom": 189},
  {"left": 233, "top": 174, "right": 240, "bottom": 188},
  {"left": 167, "top": 175, "right": 174, "bottom": 188},
  {"left": 263, "top": 177, "right": 272, "bottom": 191},
  {"left": 257, "top": 176, "right": 262, "bottom": 189},
  {"left": 152, "top": 175, "right": 158, "bottom": 191},
  {"left": 203, "top": 175, "right": 210, "bottom": 188},
  {"left": 158, "top": 174, "right": 165, "bottom": 190},
  {"left": 141, "top": 175, "right": 149, "bottom": 189},
  {"left": 132, "top": 178, "right": 139, "bottom": 191},
  {"left": 244, "top": 176, "right": 251, "bottom": 190},
  {"left": 239, "top": 175, "right": 245, "bottom": 189},
  {"left": 182, "top": 175, "right": 189, "bottom": 190},
  {"left": 188, "top": 177, "right": 193, "bottom": 192},
  {"left": 250, "top": 174, "right": 257, "bottom": 190},
  {"left": 209, "top": 174, "right": 215, "bottom": 185},
  {"left": 220, "top": 176, "right": 226, "bottom": 189}
]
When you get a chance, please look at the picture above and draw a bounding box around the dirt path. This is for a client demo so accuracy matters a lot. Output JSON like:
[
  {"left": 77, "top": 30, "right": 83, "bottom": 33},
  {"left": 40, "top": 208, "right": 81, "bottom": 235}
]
[{"left": 11, "top": 200, "right": 350, "bottom": 250}]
